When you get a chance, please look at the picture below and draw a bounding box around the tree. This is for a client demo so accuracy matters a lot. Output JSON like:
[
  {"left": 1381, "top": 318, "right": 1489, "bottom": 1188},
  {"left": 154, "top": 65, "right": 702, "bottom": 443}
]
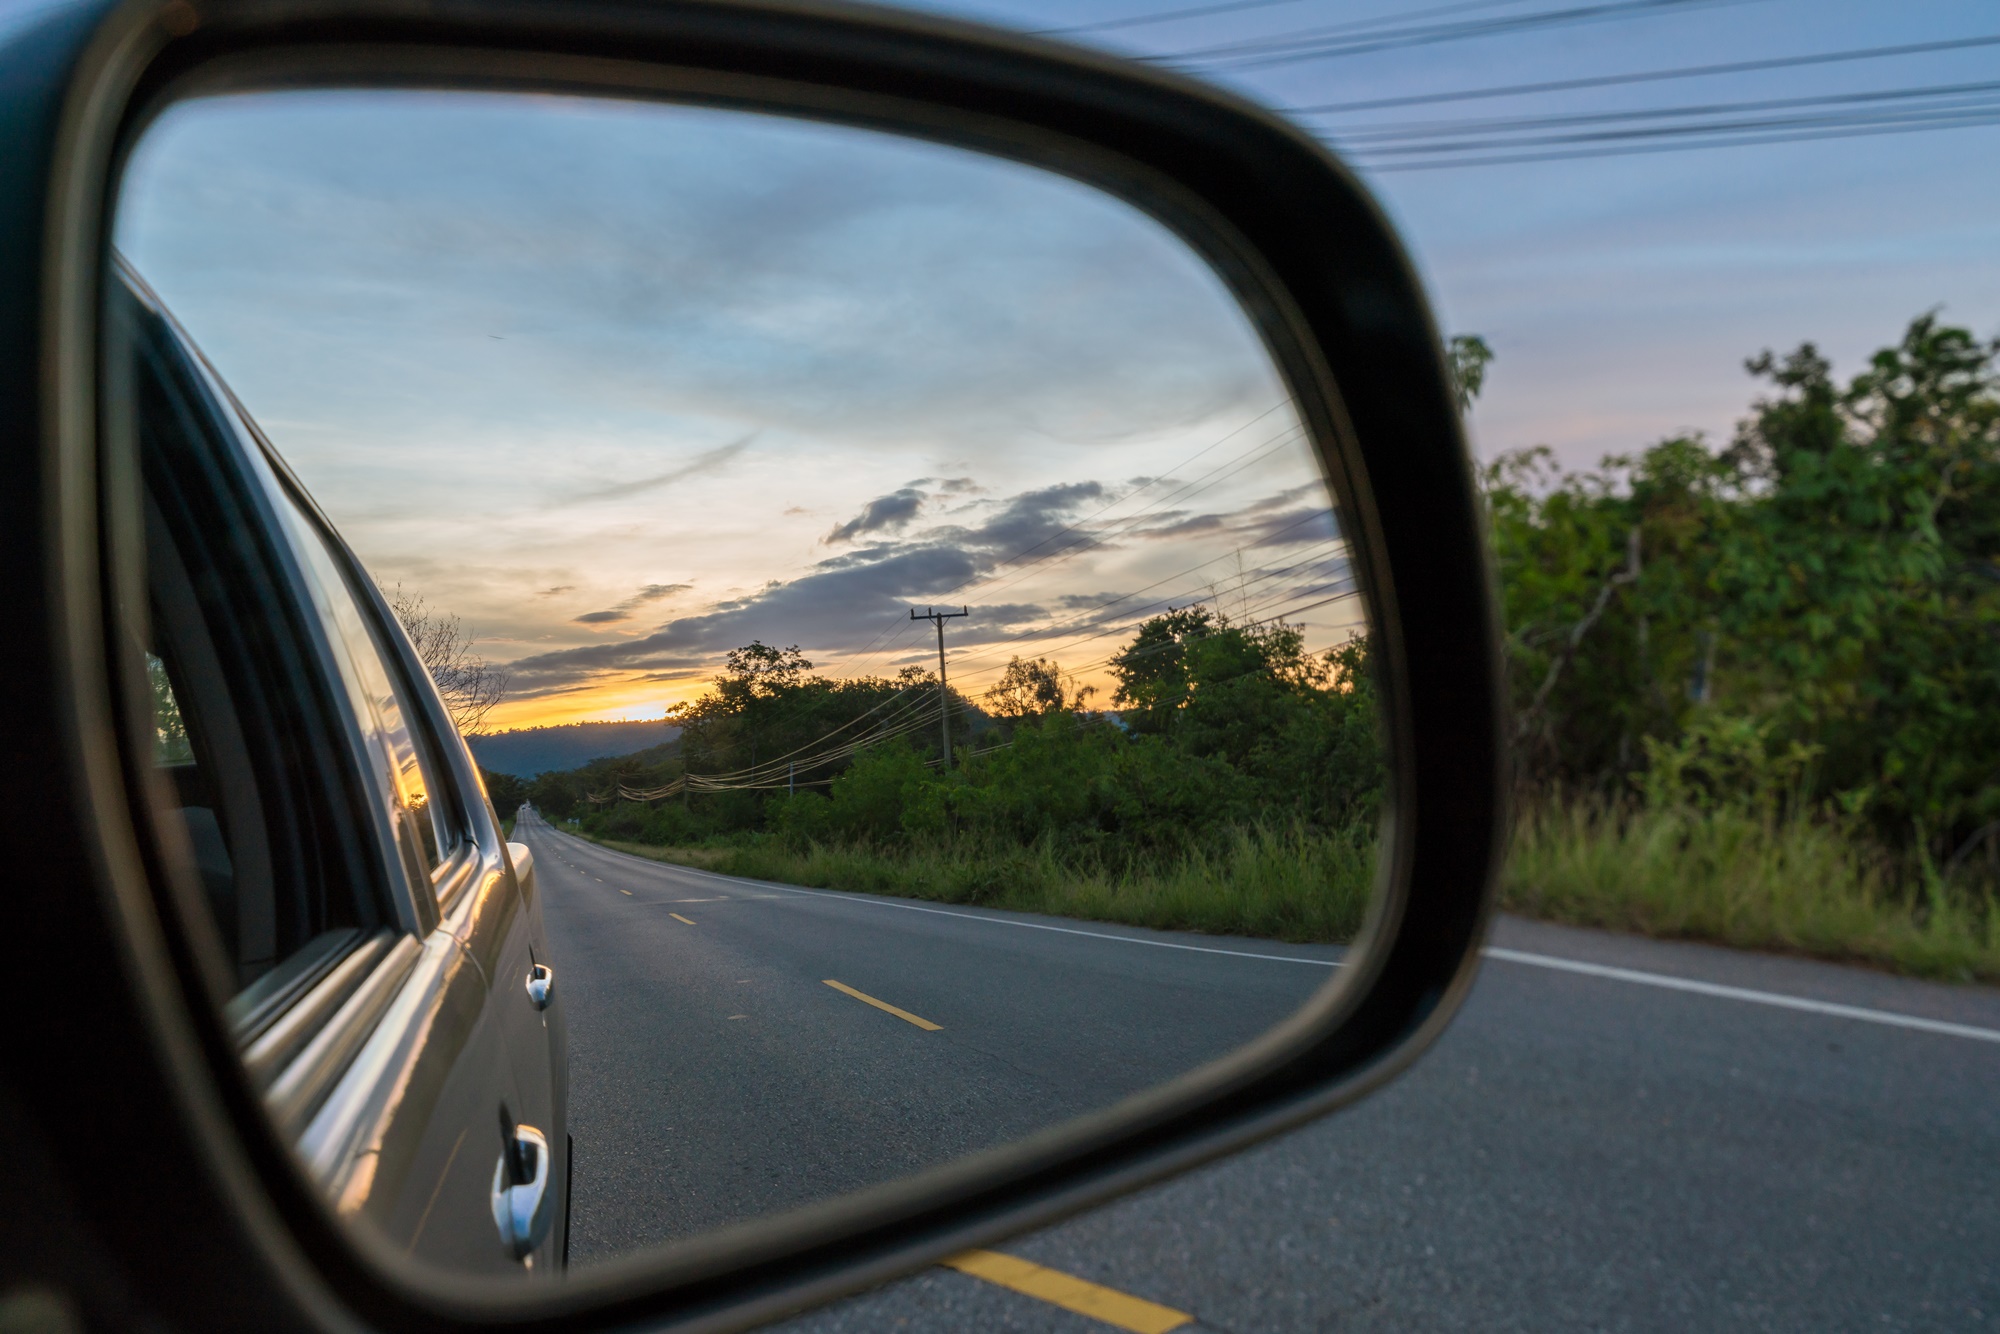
[
  {"left": 386, "top": 585, "right": 508, "bottom": 734},
  {"left": 479, "top": 766, "right": 527, "bottom": 817},
  {"left": 1484, "top": 312, "right": 2000, "bottom": 858},
  {"left": 1448, "top": 334, "right": 1494, "bottom": 412},
  {"left": 983, "top": 656, "right": 1092, "bottom": 720}
]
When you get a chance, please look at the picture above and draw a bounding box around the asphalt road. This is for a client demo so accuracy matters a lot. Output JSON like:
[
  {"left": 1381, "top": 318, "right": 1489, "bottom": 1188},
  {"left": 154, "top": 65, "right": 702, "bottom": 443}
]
[
  {"left": 521, "top": 811, "right": 2000, "bottom": 1331},
  {"left": 518, "top": 809, "right": 1338, "bottom": 1252}
]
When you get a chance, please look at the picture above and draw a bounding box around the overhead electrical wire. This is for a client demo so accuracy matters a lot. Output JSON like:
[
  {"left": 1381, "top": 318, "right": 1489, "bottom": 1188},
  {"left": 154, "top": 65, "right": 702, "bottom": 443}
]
[
  {"left": 1041, "top": 0, "right": 1532, "bottom": 39},
  {"left": 1324, "top": 79, "right": 2000, "bottom": 142},
  {"left": 1284, "top": 33, "right": 2000, "bottom": 115},
  {"left": 942, "top": 511, "right": 1343, "bottom": 681},
  {"left": 1336, "top": 93, "right": 2000, "bottom": 169},
  {"left": 946, "top": 530, "right": 1352, "bottom": 691},
  {"left": 800, "top": 399, "right": 1299, "bottom": 686},
  {"left": 1154, "top": 0, "right": 1764, "bottom": 72},
  {"left": 1033, "top": 0, "right": 1310, "bottom": 36},
  {"left": 658, "top": 522, "right": 1354, "bottom": 796}
]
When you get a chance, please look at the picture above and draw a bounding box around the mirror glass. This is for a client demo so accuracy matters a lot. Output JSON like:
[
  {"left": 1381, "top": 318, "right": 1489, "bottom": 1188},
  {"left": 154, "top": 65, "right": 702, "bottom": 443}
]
[{"left": 113, "top": 88, "right": 1383, "bottom": 1277}]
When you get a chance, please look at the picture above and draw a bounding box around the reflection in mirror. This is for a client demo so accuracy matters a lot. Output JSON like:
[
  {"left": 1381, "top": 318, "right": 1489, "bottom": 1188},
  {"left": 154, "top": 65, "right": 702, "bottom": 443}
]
[{"left": 113, "top": 89, "right": 1383, "bottom": 1277}]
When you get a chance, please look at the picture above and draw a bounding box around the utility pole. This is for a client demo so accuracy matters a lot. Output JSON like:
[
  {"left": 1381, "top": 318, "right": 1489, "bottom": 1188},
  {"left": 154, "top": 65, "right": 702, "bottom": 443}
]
[{"left": 911, "top": 605, "right": 968, "bottom": 769}]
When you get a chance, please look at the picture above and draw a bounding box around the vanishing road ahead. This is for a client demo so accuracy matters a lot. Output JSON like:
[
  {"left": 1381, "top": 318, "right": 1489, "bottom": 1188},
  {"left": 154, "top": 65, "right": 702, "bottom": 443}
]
[{"left": 520, "top": 809, "right": 2000, "bottom": 1331}]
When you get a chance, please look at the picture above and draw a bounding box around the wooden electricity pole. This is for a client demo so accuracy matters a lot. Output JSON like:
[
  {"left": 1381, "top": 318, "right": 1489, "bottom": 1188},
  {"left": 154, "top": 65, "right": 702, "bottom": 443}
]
[{"left": 910, "top": 605, "right": 968, "bottom": 769}]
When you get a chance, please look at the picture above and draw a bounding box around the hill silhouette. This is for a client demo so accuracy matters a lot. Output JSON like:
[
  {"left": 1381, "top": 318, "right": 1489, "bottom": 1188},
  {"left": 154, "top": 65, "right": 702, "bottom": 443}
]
[{"left": 467, "top": 719, "right": 681, "bottom": 778}]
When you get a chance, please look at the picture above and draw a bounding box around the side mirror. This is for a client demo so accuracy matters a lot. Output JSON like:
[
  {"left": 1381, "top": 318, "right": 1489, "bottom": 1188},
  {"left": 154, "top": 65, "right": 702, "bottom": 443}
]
[{"left": 5, "top": 0, "right": 1504, "bottom": 1328}]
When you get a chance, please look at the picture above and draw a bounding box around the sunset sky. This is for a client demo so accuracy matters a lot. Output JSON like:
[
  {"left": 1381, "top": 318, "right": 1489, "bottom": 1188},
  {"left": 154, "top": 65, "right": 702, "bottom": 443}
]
[
  {"left": 119, "top": 0, "right": 2000, "bottom": 733},
  {"left": 118, "top": 92, "right": 1350, "bottom": 729}
]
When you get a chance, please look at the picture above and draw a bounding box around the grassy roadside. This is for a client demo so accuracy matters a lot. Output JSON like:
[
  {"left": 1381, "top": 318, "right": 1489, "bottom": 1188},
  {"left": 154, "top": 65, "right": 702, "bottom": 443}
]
[
  {"left": 579, "top": 824, "right": 1376, "bottom": 944},
  {"left": 565, "top": 803, "right": 2000, "bottom": 984},
  {"left": 1502, "top": 801, "right": 2000, "bottom": 983}
]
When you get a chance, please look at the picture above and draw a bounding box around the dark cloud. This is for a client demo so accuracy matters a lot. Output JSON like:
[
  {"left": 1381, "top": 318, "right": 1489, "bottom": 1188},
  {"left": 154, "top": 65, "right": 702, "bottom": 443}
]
[
  {"left": 826, "top": 487, "right": 925, "bottom": 544},
  {"left": 504, "top": 476, "right": 1336, "bottom": 699},
  {"left": 1122, "top": 483, "right": 1337, "bottom": 547},
  {"left": 1246, "top": 506, "right": 1339, "bottom": 547},
  {"left": 537, "top": 585, "right": 574, "bottom": 596},
  {"left": 508, "top": 544, "right": 978, "bottom": 691},
  {"left": 1131, "top": 512, "right": 1227, "bottom": 541},
  {"left": 572, "top": 580, "right": 692, "bottom": 626},
  {"left": 954, "top": 481, "right": 1107, "bottom": 557}
]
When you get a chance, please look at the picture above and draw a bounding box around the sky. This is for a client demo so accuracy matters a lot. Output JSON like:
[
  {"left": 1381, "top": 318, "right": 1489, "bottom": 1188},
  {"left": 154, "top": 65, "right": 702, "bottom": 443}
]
[
  {"left": 118, "top": 93, "right": 1350, "bottom": 729},
  {"left": 117, "top": 0, "right": 2000, "bottom": 731},
  {"left": 912, "top": 0, "right": 2000, "bottom": 469}
]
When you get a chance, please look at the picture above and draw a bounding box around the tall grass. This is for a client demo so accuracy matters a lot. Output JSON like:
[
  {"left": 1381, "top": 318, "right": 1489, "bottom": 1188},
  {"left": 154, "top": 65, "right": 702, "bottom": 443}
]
[
  {"left": 579, "top": 801, "right": 2000, "bottom": 982},
  {"left": 593, "top": 823, "right": 1375, "bottom": 944},
  {"left": 1504, "top": 799, "right": 2000, "bottom": 982}
]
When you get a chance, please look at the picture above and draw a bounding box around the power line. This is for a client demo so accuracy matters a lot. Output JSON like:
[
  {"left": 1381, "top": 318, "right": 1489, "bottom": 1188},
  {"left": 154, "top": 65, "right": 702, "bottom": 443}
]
[
  {"left": 944, "top": 511, "right": 1341, "bottom": 680},
  {"left": 947, "top": 531, "right": 1350, "bottom": 690},
  {"left": 806, "top": 399, "right": 1297, "bottom": 684},
  {"left": 1284, "top": 33, "right": 2000, "bottom": 115},
  {"left": 1339, "top": 96, "right": 2000, "bottom": 169},
  {"left": 951, "top": 421, "right": 1311, "bottom": 610},
  {"left": 1043, "top": 0, "right": 1533, "bottom": 39},
  {"left": 1157, "top": 0, "right": 1763, "bottom": 72},
  {"left": 1033, "top": 0, "right": 1309, "bottom": 36},
  {"left": 1325, "top": 79, "right": 2000, "bottom": 142}
]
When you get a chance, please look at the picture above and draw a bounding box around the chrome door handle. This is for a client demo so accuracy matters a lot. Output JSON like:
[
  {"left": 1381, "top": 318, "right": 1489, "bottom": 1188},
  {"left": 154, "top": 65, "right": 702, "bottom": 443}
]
[
  {"left": 525, "top": 964, "right": 553, "bottom": 1010},
  {"left": 492, "top": 1121, "right": 554, "bottom": 1262}
]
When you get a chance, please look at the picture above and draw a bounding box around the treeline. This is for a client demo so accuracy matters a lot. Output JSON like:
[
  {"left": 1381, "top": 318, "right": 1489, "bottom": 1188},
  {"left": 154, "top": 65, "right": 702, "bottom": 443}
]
[
  {"left": 1491, "top": 312, "right": 2000, "bottom": 880},
  {"left": 1485, "top": 313, "right": 2000, "bottom": 983},
  {"left": 523, "top": 611, "right": 1382, "bottom": 870}
]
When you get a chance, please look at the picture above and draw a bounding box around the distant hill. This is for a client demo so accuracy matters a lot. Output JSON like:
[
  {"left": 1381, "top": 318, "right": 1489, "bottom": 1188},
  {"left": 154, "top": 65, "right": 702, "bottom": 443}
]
[{"left": 467, "top": 720, "right": 681, "bottom": 778}]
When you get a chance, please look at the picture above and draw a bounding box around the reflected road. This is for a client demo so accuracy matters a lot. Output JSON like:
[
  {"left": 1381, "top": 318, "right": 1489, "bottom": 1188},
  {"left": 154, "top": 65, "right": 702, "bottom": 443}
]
[{"left": 517, "top": 809, "right": 1337, "bottom": 1260}]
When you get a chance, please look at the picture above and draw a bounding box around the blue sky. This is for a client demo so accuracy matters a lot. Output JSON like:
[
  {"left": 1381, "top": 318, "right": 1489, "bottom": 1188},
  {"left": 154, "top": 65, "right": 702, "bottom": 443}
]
[
  {"left": 909, "top": 0, "right": 2000, "bottom": 468},
  {"left": 119, "top": 93, "right": 1347, "bottom": 726}
]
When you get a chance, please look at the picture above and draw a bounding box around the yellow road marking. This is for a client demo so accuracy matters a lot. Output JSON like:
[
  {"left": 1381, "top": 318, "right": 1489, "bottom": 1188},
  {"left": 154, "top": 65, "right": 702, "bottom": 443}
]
[
  {"left": 822, "top": 979, "right": 941, "bottom": 1030},
  {"left": 670, "top": 913, "right": 696, "bottom": 925},
  {"left": 619, "top": 889, "right": 633, "bottom": 896},
  {"left": 942, "top": 1251, "right": 1191, "bottom": 1334}
]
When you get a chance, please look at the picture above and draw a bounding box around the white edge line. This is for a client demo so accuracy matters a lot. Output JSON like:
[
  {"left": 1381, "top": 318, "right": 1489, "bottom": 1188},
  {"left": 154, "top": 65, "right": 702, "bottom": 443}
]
[
  {"left": 540, "top": 825, "right": 1341, "bottom": 966},
  {"left": 534, "top": 822, "right": 2000, "bottom": 1045},
  {"left": 1485, "top": 948, "right": 2000, "bottom": 1044}
]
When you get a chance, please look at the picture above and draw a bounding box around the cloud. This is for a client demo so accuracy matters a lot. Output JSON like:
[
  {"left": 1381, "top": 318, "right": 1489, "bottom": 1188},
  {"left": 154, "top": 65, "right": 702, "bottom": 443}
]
[
  {"left": 507, "top": 544, "right": 981, "bottom": 691},
  {"left": 572, "top": 580, "right": 692, "bottom": 626},
  {"left": 506, "top": 467, "right": 1337, "bottom": 704},
  {"left": 825, "top": 487, "right": 926, "bottom": 544},
  {"left": 555, "top": 436, "right": 754, "bottom": 507},
  {"left": 537, "top": 585, "right": 574, "bottom": 596},
  {"left": 952, "top": 481, "right": 1108, "bottom": 557}
]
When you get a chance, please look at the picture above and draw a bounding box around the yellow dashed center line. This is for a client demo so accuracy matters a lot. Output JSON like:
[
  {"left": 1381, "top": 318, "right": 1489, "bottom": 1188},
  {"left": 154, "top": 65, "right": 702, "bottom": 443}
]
[
  {"left": 619, "top": 889, "right": 633, "bottom": 896},
  {"left": 822, "top": 979, "right": 941, "bottom": 1030},
  {"left": 942, "top": 1251, "right": 1192, "bottom": 1334},
  {"left": 670, "top": 913, "right": 696, "bottom": 925}
]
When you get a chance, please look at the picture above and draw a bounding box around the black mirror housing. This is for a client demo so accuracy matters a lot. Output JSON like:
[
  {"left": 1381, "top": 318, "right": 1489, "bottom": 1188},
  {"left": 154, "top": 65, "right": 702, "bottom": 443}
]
[{"left": 1, "top": 1, "right": 1506, "bottom": 1328}]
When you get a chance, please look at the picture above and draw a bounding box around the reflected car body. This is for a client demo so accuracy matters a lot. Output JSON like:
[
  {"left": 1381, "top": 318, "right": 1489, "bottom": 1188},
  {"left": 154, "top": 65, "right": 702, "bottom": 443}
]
[{"left": 121, "top": 259, "right": 569, "bottom": 1273}]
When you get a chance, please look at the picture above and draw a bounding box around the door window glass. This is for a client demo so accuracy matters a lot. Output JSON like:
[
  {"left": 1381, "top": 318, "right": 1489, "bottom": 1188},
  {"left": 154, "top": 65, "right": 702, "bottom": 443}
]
[{"left": 280, "top": 498, "right": 458, "bottom": 882}]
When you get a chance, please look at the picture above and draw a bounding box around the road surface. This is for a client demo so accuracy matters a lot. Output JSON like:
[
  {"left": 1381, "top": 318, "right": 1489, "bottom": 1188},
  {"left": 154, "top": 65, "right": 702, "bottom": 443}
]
[{"left": 518, "top": 810, "right": 2000, "bottom": 1331}]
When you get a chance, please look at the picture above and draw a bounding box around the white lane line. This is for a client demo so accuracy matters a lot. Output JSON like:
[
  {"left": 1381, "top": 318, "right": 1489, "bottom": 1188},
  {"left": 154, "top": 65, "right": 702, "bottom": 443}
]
[
  {"left": 1486, "top": 948, "right": 2000, "bottom": 1044},
  {"left": 550, "top": 831, "right": 1340, "bottom": 965},
  {"left": 547, "top": 829, "right": 2000, "bottom": 1044}
]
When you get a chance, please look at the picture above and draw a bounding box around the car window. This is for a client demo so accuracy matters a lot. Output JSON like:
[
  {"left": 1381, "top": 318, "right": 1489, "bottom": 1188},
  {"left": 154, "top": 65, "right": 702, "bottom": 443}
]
[
  {"left": 132, "top": 276, "right": 398, "bottom": 1028},
  {"left": 276, "top": 493, "right": 462, "bottom": 888}
]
